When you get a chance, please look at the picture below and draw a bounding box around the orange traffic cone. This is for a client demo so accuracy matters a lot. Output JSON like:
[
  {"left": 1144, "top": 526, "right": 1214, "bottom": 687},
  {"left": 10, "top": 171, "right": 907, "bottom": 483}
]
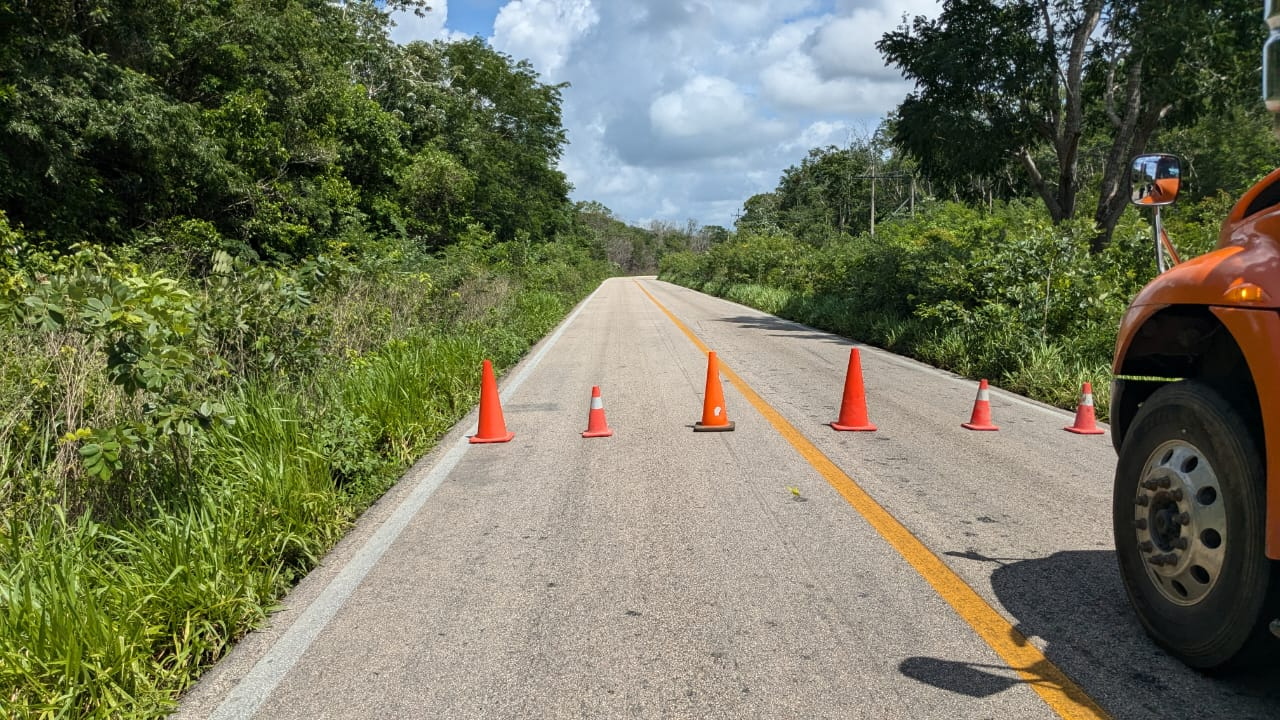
[
  {"left": 831, "top": 348, "right": 876, "bottom": 432},
  {"left": 582, "top": 385, "right": 614, "bottom": 438},
  {"left": 1065, "top": 382, "right": 1105, "bottom": 435},
  {"left": 961, "top": 379, "right": 999, "bottom": 431},
  {"left": 470, "top": 359, "right": 514, "bottom": 444},
  {"left": 694, "top": 351, "right": 735, "bottom": 432}
]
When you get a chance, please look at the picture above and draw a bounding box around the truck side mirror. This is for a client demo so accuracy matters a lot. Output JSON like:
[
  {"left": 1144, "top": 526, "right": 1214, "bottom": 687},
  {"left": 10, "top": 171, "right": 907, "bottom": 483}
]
[{"left": 1129, "top": 154, "right": 1182, "bottom": 207}]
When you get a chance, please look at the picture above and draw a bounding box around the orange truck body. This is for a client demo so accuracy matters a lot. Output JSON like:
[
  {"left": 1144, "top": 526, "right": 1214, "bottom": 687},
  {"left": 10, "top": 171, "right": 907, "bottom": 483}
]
[{"left": 1112, "top": 166, "right": 1280, "bottom": 560}]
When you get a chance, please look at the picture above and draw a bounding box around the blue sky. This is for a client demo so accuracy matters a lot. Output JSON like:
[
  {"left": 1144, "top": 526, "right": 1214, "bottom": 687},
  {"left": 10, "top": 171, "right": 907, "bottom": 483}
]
[
  {"left": 387, "top": 0, "right": 941, "bottom": 229},
  {"left": 441, "top": 0, "right": 503, "bottom": 38}
]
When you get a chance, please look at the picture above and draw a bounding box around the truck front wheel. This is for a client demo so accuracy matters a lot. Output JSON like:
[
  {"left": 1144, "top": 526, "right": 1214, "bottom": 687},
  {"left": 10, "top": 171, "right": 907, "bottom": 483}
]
[{"left": 1113, "top": 380, "right": 1279, "bottom": 670}]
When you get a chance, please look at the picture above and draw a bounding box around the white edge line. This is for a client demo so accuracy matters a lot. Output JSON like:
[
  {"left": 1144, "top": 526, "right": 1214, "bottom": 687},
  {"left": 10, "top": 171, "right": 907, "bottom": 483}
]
[{"left": 209, "top": 282, "right": 605, "bottom": 720}]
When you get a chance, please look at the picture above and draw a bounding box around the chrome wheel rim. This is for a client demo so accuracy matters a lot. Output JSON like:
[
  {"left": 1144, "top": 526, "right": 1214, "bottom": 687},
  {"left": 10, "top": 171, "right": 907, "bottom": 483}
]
[{"left": 1133, "top": 439, "right": 1226, "bottom": 606}]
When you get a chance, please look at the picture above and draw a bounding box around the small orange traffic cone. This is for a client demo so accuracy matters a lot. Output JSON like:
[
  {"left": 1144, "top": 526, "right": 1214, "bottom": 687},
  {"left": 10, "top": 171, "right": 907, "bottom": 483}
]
[
  {"left": 694, "top": 351, "right": 735, "bottom": 432},
  {"left": 1065, "top": 382, "right": 1105, "bottom": 435},
  {"left": 831, "top": 348, "right": 876, "bottom": 432},
  {"left": 961, "top": 379, "right": 999, "bottom": 431},
  {"left": 582, "top": 385, "right": 614, "bottom": 438},
  {"left": 470, "top": 359, "right": 514, "bottom": 444}
]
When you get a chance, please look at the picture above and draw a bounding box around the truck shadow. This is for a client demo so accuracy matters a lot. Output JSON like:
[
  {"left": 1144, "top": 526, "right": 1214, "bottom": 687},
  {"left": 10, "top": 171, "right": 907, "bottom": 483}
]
[{"left": 899, "top": 550, "right": 1280, "bottom": 719}]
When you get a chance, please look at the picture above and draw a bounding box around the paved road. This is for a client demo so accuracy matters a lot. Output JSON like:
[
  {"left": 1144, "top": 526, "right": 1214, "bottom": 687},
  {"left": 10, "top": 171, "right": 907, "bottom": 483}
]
[{"left": 177, "top": 277, "right": 1280, "bottom": 719}]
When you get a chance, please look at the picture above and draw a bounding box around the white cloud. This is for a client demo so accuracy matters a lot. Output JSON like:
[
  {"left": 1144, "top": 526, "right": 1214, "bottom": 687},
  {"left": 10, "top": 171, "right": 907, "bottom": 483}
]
[
  {"left": 761, "top": 53, "right": 912, "bottom": 115},
  {"left": 784, "top": 120, "right": 855, "bottom": 153},
  {"left": 491, "top": 0, "right": 599, "bottom": 80},
  {"left": 756, "top": 3, "right": 927, "bottom": 114},
  {"left": 476, "top": 0, "right": 941, "bottom": 226},
  {"left": 808, "top": 12, "right": 906, "bottom": 82},
  {"left": 649, "top": 76, "right": 751, "bottom": 139},
  {"left": 388, "top": 3, "right": 448, "bottom": 44}
]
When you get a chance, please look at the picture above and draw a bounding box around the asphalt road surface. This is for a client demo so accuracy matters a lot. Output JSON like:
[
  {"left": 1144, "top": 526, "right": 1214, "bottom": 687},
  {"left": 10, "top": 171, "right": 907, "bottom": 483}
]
[{"left": 177, "top": 277, "right": 1280, "bottom": 720}]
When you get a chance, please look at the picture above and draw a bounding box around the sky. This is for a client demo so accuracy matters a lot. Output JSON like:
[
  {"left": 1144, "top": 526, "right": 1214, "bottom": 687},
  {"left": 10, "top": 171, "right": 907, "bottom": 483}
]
[{"left": 387, "top": 0, "right": 941, "bottom": 229}]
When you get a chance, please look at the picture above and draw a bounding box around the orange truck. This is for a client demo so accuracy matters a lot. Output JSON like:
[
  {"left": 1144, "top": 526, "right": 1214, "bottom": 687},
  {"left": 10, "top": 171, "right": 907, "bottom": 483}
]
[{"left": 1110, "top": 5, "right": 1280, "bottom": 670}]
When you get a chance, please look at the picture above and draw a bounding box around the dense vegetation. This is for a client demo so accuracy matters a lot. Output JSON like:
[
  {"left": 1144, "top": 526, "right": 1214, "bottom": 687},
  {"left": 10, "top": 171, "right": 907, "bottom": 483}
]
[
  {"left": 878, "top": 0, "right": 1258, "bottom": 249},
  {"left": 4, "top": 0, "right": 1278, "bottom": 717},
  {"left": 0, "top": 2, "right": 624, "bottom": 717},
  {"left": 662, "top": 1, "right": 1278, "bottom": 420}
]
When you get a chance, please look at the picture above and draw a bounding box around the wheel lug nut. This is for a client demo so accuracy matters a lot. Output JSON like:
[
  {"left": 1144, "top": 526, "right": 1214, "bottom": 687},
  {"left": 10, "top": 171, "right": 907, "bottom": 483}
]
[
  {"left": 1135, "top": 495, "right": 1150, "bottom": 507},
  {"left": 1142, "top": 479, "right": 1159, "bottom": 490},
  {"left": 1174, "top": 537, "right": 1189, "bottom": 550},
  {"left": 1139, "top": 541, "right": 1154, "bottom": 553},
  {"left": 1176, "top": 512, "right": 1191, "bottom": 526},
  {"left": 1135, "top": 519, "right": 1148, "bottom": 530},
  {"left": 1170, "top": 489, "right": 1184, "bottom": 501},
  {"left": 1148, "top": 553, "right": 1178, "bottom": 566}
]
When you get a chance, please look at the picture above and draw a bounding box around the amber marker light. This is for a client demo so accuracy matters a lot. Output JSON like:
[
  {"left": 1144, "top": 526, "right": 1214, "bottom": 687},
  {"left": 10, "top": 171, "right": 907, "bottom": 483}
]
[{"left": 1223, "top": 282, "right": 1269, "bottom": 304}]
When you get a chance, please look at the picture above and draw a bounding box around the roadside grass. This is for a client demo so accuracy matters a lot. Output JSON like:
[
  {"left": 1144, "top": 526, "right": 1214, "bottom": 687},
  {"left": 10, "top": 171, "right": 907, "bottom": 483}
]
[
  {"left": 341, "top": 334, "right": 483, "bottom": 466},
  {"left": 0, "top": 244, "right": 610, "bottom": 718},
  {"left": 668, "top": 279, "right": 1115, "bottom": 421}
]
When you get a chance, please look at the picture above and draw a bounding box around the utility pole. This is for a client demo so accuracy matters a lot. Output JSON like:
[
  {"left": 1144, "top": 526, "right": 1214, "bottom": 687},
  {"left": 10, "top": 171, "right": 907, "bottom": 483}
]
[
  {"left": 870, "top": 173, "right": 876, "bottom": 237},
  {"left": 849, "top": 172, "right": 916, "bottom": 236}
]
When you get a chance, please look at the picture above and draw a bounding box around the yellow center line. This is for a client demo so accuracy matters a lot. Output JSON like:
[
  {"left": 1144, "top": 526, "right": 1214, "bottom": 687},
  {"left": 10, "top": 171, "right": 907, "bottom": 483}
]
[{"left": 636, "top": 280, "right": 1109, "bottom": 720}]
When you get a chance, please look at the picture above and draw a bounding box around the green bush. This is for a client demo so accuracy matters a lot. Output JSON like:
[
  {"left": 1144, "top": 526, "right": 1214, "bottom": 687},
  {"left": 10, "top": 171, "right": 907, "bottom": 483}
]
[
  {"left": 659, "top": 199, "right": 1210, "bottom": 421},
  {"left": 0, "top": 222, "right": 611, "bottom": 718}
]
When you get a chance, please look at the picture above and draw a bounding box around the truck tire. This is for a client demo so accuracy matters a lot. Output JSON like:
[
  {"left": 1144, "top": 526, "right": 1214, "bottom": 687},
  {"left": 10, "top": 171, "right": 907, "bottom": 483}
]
[{"left": 1113, "top": 380, "right": 1280, "bottom": 671}]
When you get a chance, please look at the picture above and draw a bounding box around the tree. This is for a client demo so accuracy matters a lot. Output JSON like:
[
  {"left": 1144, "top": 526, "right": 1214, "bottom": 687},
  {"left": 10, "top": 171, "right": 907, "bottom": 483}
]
[
  {"left": 0, "top": 0, "right": 415, "bottom": 257},
  {"left": 415, "top": 38, "right": 572, "bottom": 245},
  {"left": 0, "top": 0, "right": 578, "bottom": 260},
  {"left": 769, "top": 128, "right": 916, "bottom": 242},
  {"left": 693, "top": 225, "right": 730, "bottom": 252},
  {"left": 1157, "top": 105, "right": 1277, "bottom": 202},
  {"left": 735, "top": 193, "right": 781, "bottom": 234},
  {"left": 777, "top": 147, "right": 868, "bottom": 241},
  {"left": 879, "top": 0, "right": 1258, "bottom": 250},
  {"left": 573, "top": 201, "right": 638, "bottom": 270}
]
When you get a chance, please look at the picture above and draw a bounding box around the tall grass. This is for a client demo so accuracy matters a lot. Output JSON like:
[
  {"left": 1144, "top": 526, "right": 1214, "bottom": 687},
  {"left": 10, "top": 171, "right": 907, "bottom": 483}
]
[
  {"left": 0, "top": 239, "right": 611, "bottom": 718},
  {"left": 342, "top": 335, "right": 483, "bottom": 466}
]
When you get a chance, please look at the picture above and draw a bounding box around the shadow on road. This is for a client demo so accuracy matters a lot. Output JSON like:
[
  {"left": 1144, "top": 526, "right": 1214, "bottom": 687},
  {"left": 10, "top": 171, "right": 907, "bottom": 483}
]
[
  {"left": 901, "top": 549, "right": 1280, "bottom": 719},
  {"left": 716, "top": 315, "right": 849, "bottom": 343},
  {"left": 899, "top": 656, "right": 1025, "bottom": 698}
]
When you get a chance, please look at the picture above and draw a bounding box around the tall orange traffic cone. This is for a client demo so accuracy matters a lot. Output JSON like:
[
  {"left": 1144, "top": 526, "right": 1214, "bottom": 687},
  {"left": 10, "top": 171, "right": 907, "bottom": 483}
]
[
  {"left": 831, "top": 348, "right": 876, "bottom": 432},
  {"left": 961, "top": 379, "right": 999, "bottom": 431},
  {"left": 470, "top": 359, "right": 514, "bottom": 444},
  {"left": 582, "top": 385, "right": 614, "bottom": 438},
  {"left": 694, "top": 351, "right": 735, "bottom": 432},
  {"left": 1065, "top": 382, "right": 1105, "bottom": 435}
]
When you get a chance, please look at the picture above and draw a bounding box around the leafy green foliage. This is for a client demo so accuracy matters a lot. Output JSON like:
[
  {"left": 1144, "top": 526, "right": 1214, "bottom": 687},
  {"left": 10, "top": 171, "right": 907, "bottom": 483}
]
[
  {"left": 0, "top": 233, "right": 610, "bottom": 717},
  {"left": 878, "top": 0, "right": 1047, "bottom": 199},
  {"left": 662, "top": 199, "right": 1177, "bottom": 419},
  {"left": 774, "top": 141, "right": 915, "bottom": 242},
  {"left": 422, "top": 39, "right": 573, "bottom": 246},
  {"left": 0, "top": 2, "right": 621, "bottom": 713},
  {"left": 878, "top": 0, "right": 1260, "bottom": 247},
  {"left": 0, "top": 0, "right": 570, "bottom": 260}
]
